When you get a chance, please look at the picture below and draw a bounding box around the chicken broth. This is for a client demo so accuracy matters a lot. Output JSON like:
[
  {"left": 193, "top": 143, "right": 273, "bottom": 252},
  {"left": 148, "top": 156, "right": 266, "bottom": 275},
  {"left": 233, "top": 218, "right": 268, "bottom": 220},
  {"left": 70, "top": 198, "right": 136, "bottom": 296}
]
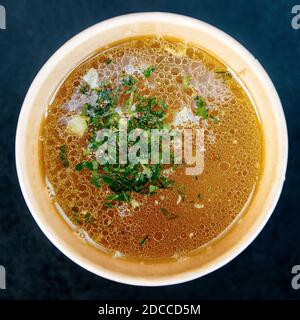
[{"left": 40, "top": 36, "right": 263, "bottom": 260}]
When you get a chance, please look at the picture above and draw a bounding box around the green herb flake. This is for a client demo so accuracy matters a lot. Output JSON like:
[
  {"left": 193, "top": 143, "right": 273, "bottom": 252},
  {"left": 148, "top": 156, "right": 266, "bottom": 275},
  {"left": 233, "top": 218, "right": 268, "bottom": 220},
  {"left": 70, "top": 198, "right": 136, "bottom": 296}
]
[
  {"left": 59, "top": 145, "right": 69, "bottom": 168},
  {"left": 105, "top": 57, "right": 112, "bottom": 64},
  {"left": 158, "top": 99, "right": 168, "bottom": 110},
  {"left": 79, "top": 85, "right": 89, "bottom": 95},
  {"left": 183, "top": 74, "right": 190, "bottom": 89},
  {"left": 140, "top": 235, "right": 149, "bottom": 246},
  {"left": 75, "top": 161, "right": 94, "bottom": 171},
  {"left": 195, "top": 96, "right": 208, "bottom": 120},
  {"left": 149, "top": 185, "right": 159, "bottom": 193},
  {"left": 82, "top": 147, "right": 89, "bottom": 156},
  {"left": 143, "top": 66, "right": 155, "bottom": 78},
  {"left": 105, "top": 194, "right": 119, "bottom": 201},
  {"left": 84, "top": 212, "right": 94, "bottom": 223},
  {"left": 103, "top": 202, "right": 114, "bottom": 208},
  {"left": 70, "top": 212, "right": 82, "bottom": 225},
  {"left": 92, "top": 160, "right": 99, "bottom": 170},
  {"left": 74, "top": 72, "right": 179, "bottom": 202},
  {"left": 80, "top": 103, "right": 89, "bottom": 116},
  {"left": 90, "top": 170, "right": 101, "bottom": 189},
  {"left": 122, "top": 74, "right": 136, "bottom": 87},
  {"left": 210, "top": 115, "right": 220, "bottom": 124}
]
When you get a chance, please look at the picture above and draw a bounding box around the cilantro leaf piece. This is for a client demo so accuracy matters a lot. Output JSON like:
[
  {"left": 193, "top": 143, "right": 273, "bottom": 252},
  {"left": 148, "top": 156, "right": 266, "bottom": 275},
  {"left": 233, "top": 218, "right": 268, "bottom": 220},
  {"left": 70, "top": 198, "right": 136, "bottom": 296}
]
[
  {"left": 59, "top": 145, "right": 69, "bottom": 168},
  {"left": 143, "top": 66, "right": 155, "bottom": 78}
]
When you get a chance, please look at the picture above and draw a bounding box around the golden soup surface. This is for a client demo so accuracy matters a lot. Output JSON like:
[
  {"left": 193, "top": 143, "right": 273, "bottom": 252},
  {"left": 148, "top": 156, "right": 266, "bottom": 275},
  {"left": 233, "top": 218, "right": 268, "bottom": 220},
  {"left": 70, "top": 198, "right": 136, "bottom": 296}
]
[{"left": 41, "top": 36, "right": 262, "bottom": 260}]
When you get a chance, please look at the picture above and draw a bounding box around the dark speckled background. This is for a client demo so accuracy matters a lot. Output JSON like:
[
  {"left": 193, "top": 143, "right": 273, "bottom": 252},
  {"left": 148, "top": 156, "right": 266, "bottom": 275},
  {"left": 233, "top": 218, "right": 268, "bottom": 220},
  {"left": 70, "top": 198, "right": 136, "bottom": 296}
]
[{"left": 0, "top": 0, "right": 299, "bottom": 300}]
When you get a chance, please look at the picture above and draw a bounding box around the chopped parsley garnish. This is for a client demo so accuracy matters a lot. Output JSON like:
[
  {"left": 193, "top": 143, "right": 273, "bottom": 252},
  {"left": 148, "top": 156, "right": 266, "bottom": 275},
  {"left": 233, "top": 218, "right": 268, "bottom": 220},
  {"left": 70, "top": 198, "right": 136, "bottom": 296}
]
[
  {"left": 79, "top": 84, "right": 89, "bottom": 95},
  {"left": 210, "top": 115, "right": 220, "bottom": 124},
  {"left": 122, "top": 74, "right": 137, "bottom": 94},
  {"left": 106, "top": 57, "right": 112, "bottom": 64},
  {"left": 149, "top": 185, "right": 159, "bottom": 193},
  {"left": 103, "top": 202, "right": 114, "bottom": 208},
  {"left": 195, "top": 96, "right": 208, "bottom": 120},
  {"left": 82, "top": 147, "right": 89, "bottom": 156},
  {"left": 143, "top": 66, "right": 155, "bottom": 78},
  {"left": 81, "top": 75, "right": 171, "bottom": 202},
  {"left": 195, "top": 96, "right": 220, "bottom": 123},
  {"left": 80, "top": 103, "right": 89, "bottom": 116},
  {"left": 84, "top": 212, "right": 94, "bottom": 223},
  {"left": 75, "top": 161, "right": 94, "bottom": 171},
  {"left": 140, "top": 235, "right": 149, "bottom": 246},
  {"left": 72, "top": 70, "right": 218, "bottom": 206},
  {"left": 122, "top": 74, "right": 136, "bottom": 87},
  {"left": 74, "top": 75, "right": 175, "bottom": 205},
  {"left": 70, "top": 211, "right": 82, "bottom": 225},
  {"left": 183, "top": 74, "right": 190, "bottom": 89},
  {"left": 106, "top": 194, "right": 120, "bottom": 201},
  {"left": 59, "top": 145, "right": 69, "bottom": 168},
  {"left": 90, "top": 170, "right": 101, "bottom": 189}
]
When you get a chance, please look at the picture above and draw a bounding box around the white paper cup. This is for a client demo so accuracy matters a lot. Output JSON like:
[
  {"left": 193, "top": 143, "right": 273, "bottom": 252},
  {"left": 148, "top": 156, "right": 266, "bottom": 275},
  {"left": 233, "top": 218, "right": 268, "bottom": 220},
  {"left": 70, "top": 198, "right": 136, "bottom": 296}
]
[{"left": 15, "top": 12, "right": 288, "bottom": 286}]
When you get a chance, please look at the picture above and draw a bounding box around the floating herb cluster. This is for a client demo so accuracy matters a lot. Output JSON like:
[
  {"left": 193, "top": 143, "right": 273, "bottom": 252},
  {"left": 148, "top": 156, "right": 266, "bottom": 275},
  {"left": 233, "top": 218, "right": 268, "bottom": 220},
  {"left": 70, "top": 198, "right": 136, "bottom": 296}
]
[
  {"left": 74, "top": 70, "right": 176, "bottom": 207},
  {"left": 59, "top": 67, "right": 218, "bottom": 208}
]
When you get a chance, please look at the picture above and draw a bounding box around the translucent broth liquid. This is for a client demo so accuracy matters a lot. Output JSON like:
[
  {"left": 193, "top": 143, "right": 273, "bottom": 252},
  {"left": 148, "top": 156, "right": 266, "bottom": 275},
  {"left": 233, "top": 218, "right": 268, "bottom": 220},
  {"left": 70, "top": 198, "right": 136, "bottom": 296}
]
[{"left": 41, "top": 36, "right": 263, "bottom": 260}]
